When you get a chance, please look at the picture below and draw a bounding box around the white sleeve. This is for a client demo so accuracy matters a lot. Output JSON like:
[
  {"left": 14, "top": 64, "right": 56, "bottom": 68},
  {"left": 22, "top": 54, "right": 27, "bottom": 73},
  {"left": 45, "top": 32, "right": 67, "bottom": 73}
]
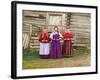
[
  {"left": 59, "top": 33, "right": 63, "bottom": 38},
  {"left": 50, "top": 33, "right": 53, "bottom": 39}
]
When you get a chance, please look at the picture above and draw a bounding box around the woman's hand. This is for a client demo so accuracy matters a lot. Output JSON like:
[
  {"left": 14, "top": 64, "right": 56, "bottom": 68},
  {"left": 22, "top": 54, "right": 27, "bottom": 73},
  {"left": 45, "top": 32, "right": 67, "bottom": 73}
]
[
  {"left": 57, "top": 39, "right": 60, "bottom": 40},
  {"left": 67, "top": 38, "right": 71, "bottom": 40},
  {"left": 52, "top": 39, "right": 55, "bottom": 40},
  {"left": 42, "top": 40, "right": 48, "bottom": 42},
  {"left": 64, "top": 39, "right": 67, "bottom": 40}
]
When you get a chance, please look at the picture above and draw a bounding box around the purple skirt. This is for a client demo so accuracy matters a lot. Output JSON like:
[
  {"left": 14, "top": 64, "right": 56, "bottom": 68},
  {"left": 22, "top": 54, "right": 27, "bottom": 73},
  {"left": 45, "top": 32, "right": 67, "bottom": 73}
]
[{"left": 49, "top": 40, "right": 63, "bottom": 59}]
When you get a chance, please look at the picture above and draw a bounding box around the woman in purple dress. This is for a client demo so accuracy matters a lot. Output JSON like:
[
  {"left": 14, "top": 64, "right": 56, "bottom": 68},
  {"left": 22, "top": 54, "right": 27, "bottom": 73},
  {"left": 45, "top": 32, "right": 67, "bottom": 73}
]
[{"left": 50, "top": 26, "right": 63, "bottom": 59}]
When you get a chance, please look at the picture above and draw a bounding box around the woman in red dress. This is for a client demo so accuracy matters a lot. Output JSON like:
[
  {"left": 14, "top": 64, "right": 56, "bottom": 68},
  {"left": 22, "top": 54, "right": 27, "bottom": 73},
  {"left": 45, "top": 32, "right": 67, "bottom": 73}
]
[
  {"left": 62, "top": 28, "right": 74, "bottom": 57},
  {"left": 39, "top": 28, "right": 50, "bottom": 59}
]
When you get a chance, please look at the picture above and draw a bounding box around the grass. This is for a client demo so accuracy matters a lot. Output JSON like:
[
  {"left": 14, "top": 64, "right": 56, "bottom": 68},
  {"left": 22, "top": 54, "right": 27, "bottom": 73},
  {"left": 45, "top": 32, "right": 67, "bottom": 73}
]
[
  {"left": 23, "top": 49, "right": 39, "bottom": 60},
  {"left": 22, "top": 47, "right": 91, "bottom": 69}
]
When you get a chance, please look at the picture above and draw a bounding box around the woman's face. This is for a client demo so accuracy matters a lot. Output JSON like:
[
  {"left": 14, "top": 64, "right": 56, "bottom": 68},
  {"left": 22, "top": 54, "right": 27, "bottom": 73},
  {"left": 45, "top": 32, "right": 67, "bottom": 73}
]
[
  {"left": 54, "top": 27, "right": 58, "bottom": 32},
  {"left": 67, "top": 29, "right": 70, "bottom": 33},
  {"left": 64, "top": 28, "right": 67, "bottom": 32},
  {"left": 43, "top": 29, "right": 47, "bottom": 33}
]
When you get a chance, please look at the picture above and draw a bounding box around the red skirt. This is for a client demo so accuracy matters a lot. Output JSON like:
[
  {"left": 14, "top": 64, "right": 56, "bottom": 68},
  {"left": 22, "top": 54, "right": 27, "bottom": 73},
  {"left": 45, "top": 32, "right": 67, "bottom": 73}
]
[{"left": 62, "top": 40, "right": 74, "bottom": 57}]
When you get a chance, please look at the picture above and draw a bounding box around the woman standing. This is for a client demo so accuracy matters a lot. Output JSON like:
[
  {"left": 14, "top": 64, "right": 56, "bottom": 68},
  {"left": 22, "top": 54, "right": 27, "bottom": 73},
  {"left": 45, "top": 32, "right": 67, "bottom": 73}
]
[
  {"left": 62, "top": 28, "right": 74, "bottom": 57},
  {"left": 50, "top": 26, "right": 63, "bottom": 59},
  {"left": 39, "top": 28, "right": 50, "bottom": 59}
]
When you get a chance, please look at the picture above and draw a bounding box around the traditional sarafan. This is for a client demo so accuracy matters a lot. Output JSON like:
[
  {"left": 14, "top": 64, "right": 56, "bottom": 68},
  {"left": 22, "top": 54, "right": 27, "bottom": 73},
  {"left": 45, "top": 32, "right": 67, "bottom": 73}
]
[
  {"left": 62, "top": 29, "right": 74, "bottom": 57},
  {"left": 49, "top": 26, "right": 63, "bottom": 59}
]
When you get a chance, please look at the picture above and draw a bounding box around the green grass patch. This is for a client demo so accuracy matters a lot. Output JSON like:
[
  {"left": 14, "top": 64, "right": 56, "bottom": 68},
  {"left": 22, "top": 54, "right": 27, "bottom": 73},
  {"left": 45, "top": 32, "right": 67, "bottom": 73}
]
[
  {"left": 75, "top": 47, "right": 90, "bottom": 55},
  {"left": 22, "top": 47, "right": 91, "bottom": 69},
  {"left": 23, "top": 48, "right": 39, "bottom": 61}
]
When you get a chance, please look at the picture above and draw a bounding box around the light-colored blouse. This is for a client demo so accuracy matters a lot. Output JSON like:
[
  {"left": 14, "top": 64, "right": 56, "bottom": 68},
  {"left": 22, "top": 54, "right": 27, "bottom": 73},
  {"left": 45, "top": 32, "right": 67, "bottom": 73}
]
[{"left": 50, "top": 32, "right": 63, "bottom": 39}]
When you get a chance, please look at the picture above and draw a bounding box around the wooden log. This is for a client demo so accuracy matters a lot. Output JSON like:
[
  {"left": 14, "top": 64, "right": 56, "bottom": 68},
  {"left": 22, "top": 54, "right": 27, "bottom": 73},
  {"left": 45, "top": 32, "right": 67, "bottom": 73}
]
[
  {"left": 30, "top": 43, "right": 40, "bottom": 46},
  {"left": 70, "top": 19, "right": 91, "bottom": 24},
  {"left": 71, "top": 13, "right": 90, "bottom": 17},
  {"left": 24, "top": 18, "right": 46, "bottom": 22},
  {"left": 22, "top": 33, "right": 30, "bottom": 49},
  {"left": 23, "top": 11, "right": 47, "bottom": 16},
  {"left": 23, "top": 21, "right": 46, "bottom": 25},
  {"left": 70, "top": 29, "right": 90, "bottom": 33},
  {"left": 30, "top": 45, "right": 40, "bottom": 49},
  {"left": 71, "top": 27, "right": 90, "bottom": 31},
  {"left": 75, "top": 40, "right": 90, "bottom": 44},
  {"left": 70, "top": 22, "right": 90, "bottom": 26},
  {"left": 30, "top": 40, "right": 39, "bottom": 43},
  {"left": 72, "top": 31, "right": 90, "bottom": 34},
  {"left": 73, "top": 43, "right": 90, "bottom": 45},
  {"left": 24, "top": 17, "right": 46, "bottom": 21},
  {"left": 30, "top": 37, "right": 38, "bottom": 39},
  {"left": 71, "top": 15, "right": 90, "bottom": 19},
  {"left": 70, "top": 25, "right": 90, "bottom": 29},
  {"left": 24, "top": 22, "right": 46, "bottom": 26}
]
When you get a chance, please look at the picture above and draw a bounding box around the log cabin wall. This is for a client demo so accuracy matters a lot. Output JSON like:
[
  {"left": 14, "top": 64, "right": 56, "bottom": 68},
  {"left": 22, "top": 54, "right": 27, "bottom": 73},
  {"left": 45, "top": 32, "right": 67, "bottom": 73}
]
[
  {"left": 22, "top": 10, "right": 91, "bottom": 50},
  {"left": 70, "top": 13, "right": 91, "bottom": 48}
]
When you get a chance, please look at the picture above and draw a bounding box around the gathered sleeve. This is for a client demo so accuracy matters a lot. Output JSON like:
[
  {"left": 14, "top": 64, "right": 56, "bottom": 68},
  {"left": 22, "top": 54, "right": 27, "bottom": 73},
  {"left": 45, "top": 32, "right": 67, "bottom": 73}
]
[
  {"left": 50, "top": 33, "right": 54, "bottom": 39},
  {"left": 59, "top": 33, "right": 63, "bottom": 38},
  {"left": 70, "top": 33, "right": 74, "bottom": 38}
]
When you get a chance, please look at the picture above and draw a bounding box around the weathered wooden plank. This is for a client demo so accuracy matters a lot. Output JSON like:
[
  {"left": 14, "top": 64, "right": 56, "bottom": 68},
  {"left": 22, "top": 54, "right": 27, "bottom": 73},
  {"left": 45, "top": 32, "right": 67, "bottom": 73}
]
[
  {"left": 23, "top": 33, "right": 30, "bottom": 49},
  {"left": 75, "top": 37, "right": 90, "bottom": 40},
  {"left": 30, "top": 40, "right": 39, "bottom": 43},
  {"left": 30, "top": 43, "right": 40, "bottom": 46},
  {"left": 72, "top": 31, "right": 90, "bottom": 34},
  {"left": 71, "top": 15, "right": 90, "bottom": 19},
  {"left": 70, "top": 19, "right": 91, "bottom": 24},
  {"left": 23, "top": 11, "right": 47, "bottom": 16},
  {"left": 23, "top": 21, "right": 46, "bottom": 25},
  {"left": 24, "top": 18, "right": 46, "bottom": 22},
  {"left": 73, "top": 40, "right": 90, "bottom": 43},
  {"left": 71, "top": 27, "right": 90, "bottom": 31},
  {"left": 24, "top": 17, "right": 46, "bottom": 21},
  {"left": 70, "top": 25, "right": 90, "bottom": 29},
  {"left": 70, "top": 22, "right": 90, "bottom": 26},
  {"left": 31, "top": 37, "right": 39, "bottom": 40},
  {"left": 70, "top": 29, "right": 90, "bottom": 33},
  {"left": 71, "top": 30, "right": 90, "bottom": 33},
  {"left": 73, "top": 44, "right": 87, "bottom": 46},
  {"left": 75, "top": 36, "right": 90, "bottom": 39},
  {"left": 24, "top": 21, "right": 46, "bottom": 24},
  {"left": 22, "top": 31, "right": 30, "bottom": 34},
  {"left": 23, "top": 28, "right": 30, "bottom": 31},
  {"left": 71, "top": 13, "right": 90, "bottom": 17},
  {"left": 30, "top": 45, "right": 40, "bottom": 49}
]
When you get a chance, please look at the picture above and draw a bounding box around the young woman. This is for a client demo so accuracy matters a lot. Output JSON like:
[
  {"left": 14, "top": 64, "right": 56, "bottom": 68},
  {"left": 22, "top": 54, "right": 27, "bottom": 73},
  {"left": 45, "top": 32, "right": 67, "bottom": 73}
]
[
  {"left": 49, "top": 26, "right": 63, "bottom": 59},
  {"left": 39, "top": 28, "right": 50, "bottom": 59},
  {"left": 62, "top": 28, "right": 74, "bottom": 57}
]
